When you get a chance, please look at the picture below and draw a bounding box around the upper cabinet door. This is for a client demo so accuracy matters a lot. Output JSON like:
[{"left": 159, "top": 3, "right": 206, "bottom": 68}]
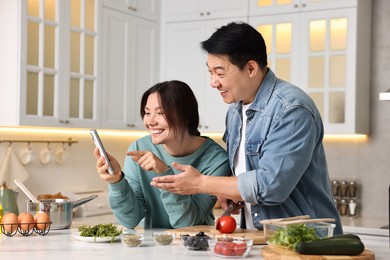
[
  {"left": 3, "top": 0, "right": 101, "bottom": 128},
  {"left": 249, "top": 13, "right": 301, "bottom": 87},
  {"left": 100, "top": 7, "right": 159, "bottom": 130},
  {"left": 66, "top": 0, "right": 100, "bottom": 128},
  {"left": 249, "top": 0, "right": 359, "bottom": 16},
  {"left": 21, "top": 0, "right": 62, "bottom": 126},
  {"left": 250, "top": 0, "right": 372, "bottom": 134},
  {"left": 164, "top": 0, "right": 248, "bottom": 22},
  {"left": 102, "top": 0, "right": 160, "bottom": 21}
]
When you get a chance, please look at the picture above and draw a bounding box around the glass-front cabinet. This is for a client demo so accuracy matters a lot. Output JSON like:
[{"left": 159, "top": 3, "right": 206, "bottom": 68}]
[
  {"left": 249, "top": 0, "right": 359, "bottom": 15},
  {"left": 249, "top": 0, "right": 371, "bottom": 134},
  {"left": 25, "top": 0, "right": 99, "bottom": 127},
  {"left": 0, "top": 0, "right": 100, "bottom": 128}
]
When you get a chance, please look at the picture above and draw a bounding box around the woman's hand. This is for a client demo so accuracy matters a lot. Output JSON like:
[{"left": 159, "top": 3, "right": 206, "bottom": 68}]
[
  {"left": 94, "top": 147, "right": 123, "bottom": 184},
  {"left": 150, "top": 162, "right": 203, "bottom": 194},
  {"left": 127, "top": 150, "right": 169, "bottom": 174}
]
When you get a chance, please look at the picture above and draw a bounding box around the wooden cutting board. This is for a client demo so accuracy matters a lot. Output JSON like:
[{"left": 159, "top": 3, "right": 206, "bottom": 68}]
[
  {"left": 165, "top": 225, "right": 266, "bottom": 245},
  {"left": 261, "top": 245, "right": 375, "bottom": 260}
]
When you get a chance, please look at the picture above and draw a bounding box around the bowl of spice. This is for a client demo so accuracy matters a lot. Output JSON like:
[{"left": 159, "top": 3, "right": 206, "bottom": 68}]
[
  {"left": 120, "top": 232, "right": 144, "bottom": 247},
  {"left": 153, "top": 232, "right": 175, "bottom": 246}
]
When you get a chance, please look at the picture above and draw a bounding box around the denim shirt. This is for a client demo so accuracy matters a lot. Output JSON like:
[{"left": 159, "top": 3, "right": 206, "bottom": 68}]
[{"left": 223, "top": 69, "right": 343, "bottom": 234}]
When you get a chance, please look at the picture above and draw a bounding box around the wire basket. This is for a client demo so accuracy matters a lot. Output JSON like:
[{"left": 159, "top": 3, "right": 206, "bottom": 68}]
[{"left": 0, "top": 222, "right": 52, "bottom": 237}]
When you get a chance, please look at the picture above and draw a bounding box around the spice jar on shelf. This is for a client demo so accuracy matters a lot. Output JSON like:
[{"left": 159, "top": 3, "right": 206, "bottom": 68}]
[
  {"left": 339, "top": 198, "right": 348, "bottom": 216},
  {"left": 348, "top": 180, "right": 358, "bottom": 197},
  {"left": 339, "top": 180, "right": 349, "bottom": 197},
  {"left": 331, "top": 180, "right": 340, "bottom": 197},
  {"left": 348, "top": 199, "right": 357, "bottom": 217}
]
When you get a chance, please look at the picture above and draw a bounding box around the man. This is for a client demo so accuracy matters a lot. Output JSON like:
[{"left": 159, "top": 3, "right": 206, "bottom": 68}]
[{"left": 151, "top": 22, "right": 342, "bottom": 234}]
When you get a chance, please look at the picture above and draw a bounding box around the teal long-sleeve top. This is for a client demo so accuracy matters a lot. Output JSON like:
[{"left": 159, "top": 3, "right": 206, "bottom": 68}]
[{"left": 108, "top": 136, "right": 231, "bottom": 229}]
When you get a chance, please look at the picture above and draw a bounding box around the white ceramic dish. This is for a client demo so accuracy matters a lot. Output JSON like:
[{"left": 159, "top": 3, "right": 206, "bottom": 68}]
[{"left": 71, "top": 230, "right": 120, "bottom": 243}]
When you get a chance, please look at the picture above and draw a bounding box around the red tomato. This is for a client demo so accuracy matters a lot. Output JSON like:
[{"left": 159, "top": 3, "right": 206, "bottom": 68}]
[
  {"left": 234, "top": 242, "right": 247, "bottom": 256},
  {"left": 221, "top": 242, "right": 235, "bottom": 256},
  {"left": 213, "top": 241, "right": 224, "bottom": 255},
  {"left": 216, "top": 216, "right": 237, "bottom": 234}
]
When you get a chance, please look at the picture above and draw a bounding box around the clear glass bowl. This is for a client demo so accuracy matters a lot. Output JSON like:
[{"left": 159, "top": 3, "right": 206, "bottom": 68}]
[
  {"left": 153, "top": 232, "right": 176, "bottom": 246},
  {"left": 180, "top": 232, "right": 213, "bottom": 251},
  {"left": 208, "top": 237, "right": 253, "bottom": 258},
  {"left": 264, "top": 222, "right": 335, "bottom": 246},
  {"left": 120, "top": 232, "right": 144, "bottom": 247}
]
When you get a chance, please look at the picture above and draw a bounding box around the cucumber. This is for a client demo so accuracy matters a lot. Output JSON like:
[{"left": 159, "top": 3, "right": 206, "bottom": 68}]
[
  {"left": 326, "top": 233, "right": 361, "bottom": 241},
  {"left": 295, "top": 237, "right": 365, "bottom": 255}
]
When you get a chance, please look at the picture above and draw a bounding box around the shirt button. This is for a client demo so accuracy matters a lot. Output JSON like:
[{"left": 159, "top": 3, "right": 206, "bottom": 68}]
[{"left": 253, "top": 213, "right": 258, "bottom": 217}]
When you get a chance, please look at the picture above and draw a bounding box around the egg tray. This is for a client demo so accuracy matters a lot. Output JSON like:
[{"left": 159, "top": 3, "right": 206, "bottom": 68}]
[{"left": 0, "top": 222, "right": 52, "bottom": 237}]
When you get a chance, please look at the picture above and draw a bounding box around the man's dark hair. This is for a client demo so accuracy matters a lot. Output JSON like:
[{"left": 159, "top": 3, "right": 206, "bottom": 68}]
[{"left": 201, "top": 22, "right": 268, "bottom": 70}]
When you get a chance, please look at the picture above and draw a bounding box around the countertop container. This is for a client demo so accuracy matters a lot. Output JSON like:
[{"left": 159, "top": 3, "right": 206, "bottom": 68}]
[
  {"left": 27, "top": 195, "right": 97, "bottom": 229},
  {"left": 208, "top": 237, "right": 253, "bottom": 258}
]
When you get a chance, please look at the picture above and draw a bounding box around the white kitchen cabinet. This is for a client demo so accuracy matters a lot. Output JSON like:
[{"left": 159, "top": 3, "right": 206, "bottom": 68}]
[
  {"left": 0, "top": 0, "right": 101, "bottom": 128},
  {"left": 102, "top": 0, "right": 159, "bottom": 21},
  {"left": 163, "top": 0, "right": 248, "bottom": 23},
  {"left": 249, "top": 0, "right": 371, "bottom": 134},
  {"left": 161, "top": 18, "right": 249, "bottom": 133},
  {"left": 161, "top": 0, "right": 248, "bottom": 133},
  {"left": 100, "top": 7, "right": 159, "bottom": 130},
  {"left": 249, "top": 0, "right": 359, "bottom": 16}
]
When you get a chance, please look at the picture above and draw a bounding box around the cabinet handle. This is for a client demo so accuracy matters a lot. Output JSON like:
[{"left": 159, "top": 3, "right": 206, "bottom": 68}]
[
  {"left": 206, "top": 12, "right": 210, "bottom": 16},
  {"left": 294, "top": 4, "right": 299, "bottom": 8},
  {"left": 301, "top": 3, "right": 306, "bottom": 8},
  {"left": 59, "top": 120, "right": 70, "bottom": 124},
  {"left": 126, "top": 123, "right": 136, "bottom": 128},
  {"left": 128, "top": 6, "right": 136, "bottom": 11},
  {"left": 200, "top": 12, "right": 204, "bottom": 16}
]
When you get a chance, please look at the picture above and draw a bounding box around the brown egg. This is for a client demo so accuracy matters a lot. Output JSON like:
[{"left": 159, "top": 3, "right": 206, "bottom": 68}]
[
  {"left": 34, "top": 212, "right": 51, "bottom": 230},
  {"left": 18, "top": 212, "right": 28, "bottom": 222},
  {"left": 1, "top": 212, "right": 19, "bottom": 233},
  {"left": 19, "top": 212, "right": 35, "bottom": 231}
]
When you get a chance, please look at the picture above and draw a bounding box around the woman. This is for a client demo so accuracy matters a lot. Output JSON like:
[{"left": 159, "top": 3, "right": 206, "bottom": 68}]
[{"left": 94, "top": 80, "right": 231, "bottom": 229}]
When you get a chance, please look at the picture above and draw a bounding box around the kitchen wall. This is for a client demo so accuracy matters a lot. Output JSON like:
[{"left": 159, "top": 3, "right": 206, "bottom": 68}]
[{"left": 0, "top": 0, "right": 389, "bottom": 221}]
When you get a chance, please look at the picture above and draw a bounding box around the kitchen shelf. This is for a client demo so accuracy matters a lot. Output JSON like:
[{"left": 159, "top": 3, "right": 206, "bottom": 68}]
[
  {"left": 379, "top": 91, "right": 390, "bottom": 101},
  {"left": 0, "top": 137, "right": 78, "bottom": 146}
]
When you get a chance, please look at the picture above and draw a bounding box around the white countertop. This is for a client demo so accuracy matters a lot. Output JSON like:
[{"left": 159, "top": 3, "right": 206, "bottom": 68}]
[
  {"left": 341, "top": 216, "right": 389, "bottom": 237},
  {"left": 1, "top": 213, "right": 388, "bottom": 260}
]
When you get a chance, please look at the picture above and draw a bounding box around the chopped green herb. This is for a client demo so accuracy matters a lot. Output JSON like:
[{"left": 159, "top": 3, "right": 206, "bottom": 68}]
[
  {"left": 78, "top": 223, "right": 122, "bottom": 243},
  {"left": 268, "top": 224, "right": 320, "bottom": 250}
]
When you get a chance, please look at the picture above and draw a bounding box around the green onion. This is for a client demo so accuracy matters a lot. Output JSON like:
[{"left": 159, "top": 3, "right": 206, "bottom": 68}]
[{"left": 78, "top": 223, "right": 122, "bottom": 243}]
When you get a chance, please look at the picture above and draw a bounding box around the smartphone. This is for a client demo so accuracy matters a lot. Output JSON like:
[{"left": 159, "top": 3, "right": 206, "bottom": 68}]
[{"left": 90, "top": 129, "right": 114, "bottom": 174}]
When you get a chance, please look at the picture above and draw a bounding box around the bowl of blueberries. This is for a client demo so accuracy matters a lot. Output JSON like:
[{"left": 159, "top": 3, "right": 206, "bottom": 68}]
[{"left": 181, "top": 231, "right": 213, "bottom": 251}]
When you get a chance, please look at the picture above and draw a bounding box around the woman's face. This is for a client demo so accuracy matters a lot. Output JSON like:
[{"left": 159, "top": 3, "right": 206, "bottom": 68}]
[{"left": 143, "top": 93, "right": 172, "bottom": 145}]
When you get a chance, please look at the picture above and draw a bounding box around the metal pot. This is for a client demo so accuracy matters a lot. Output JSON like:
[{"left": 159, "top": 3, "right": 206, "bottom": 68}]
[{"left": 27, "top": 195, "right": 98, "bottom": 229}]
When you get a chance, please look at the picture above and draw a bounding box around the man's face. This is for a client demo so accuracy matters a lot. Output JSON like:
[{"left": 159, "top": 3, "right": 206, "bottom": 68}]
[{"left": 206, "top": 54, "right": 254, "bottom": 104}]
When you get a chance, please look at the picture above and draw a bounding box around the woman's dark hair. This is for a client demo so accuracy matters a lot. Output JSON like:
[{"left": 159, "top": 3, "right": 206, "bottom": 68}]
[
  {"left": 140, "top": 80, "right": 201, "bottom": 137},
  {"left": 201, "top": 22, "right": 268, "bottom": 70}
]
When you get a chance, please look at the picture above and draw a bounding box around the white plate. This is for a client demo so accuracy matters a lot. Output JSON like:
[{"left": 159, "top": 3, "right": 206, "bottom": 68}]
[{"left": 71, "top": 230, "right": 120, "bottom": 243}]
